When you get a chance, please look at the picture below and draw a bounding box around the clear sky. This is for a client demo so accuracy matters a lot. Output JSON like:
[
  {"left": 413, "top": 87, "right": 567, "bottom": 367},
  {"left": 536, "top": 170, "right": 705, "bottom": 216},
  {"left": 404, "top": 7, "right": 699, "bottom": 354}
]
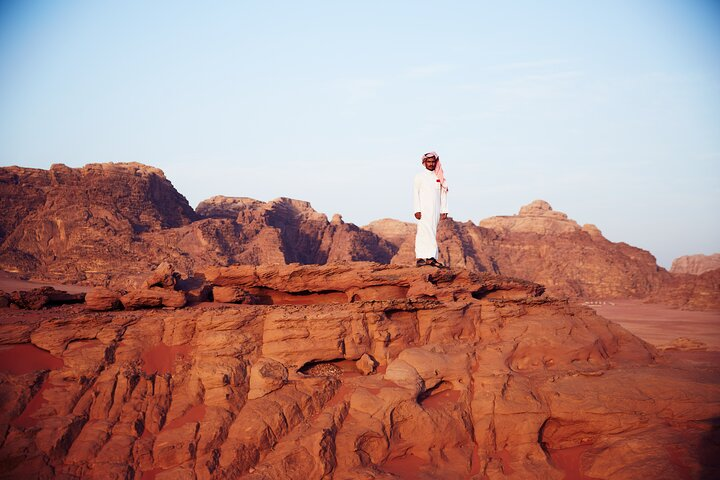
[{"left": 1, "top": 0, "right": 718, "bottom": 268}]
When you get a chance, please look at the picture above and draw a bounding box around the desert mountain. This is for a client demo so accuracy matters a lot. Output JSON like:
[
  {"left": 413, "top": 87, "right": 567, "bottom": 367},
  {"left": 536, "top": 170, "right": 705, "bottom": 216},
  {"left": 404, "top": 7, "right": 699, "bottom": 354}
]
[
  {"left": 1, "top": 263, "right": 718, "bottom": 478},
  {"left": 0, "top": 164, "right": 394, "bottom": 289},
  {"left": 671, "top": 253, "right": 720, "bottom": 275},
  {"left": 0, "top": 163, "right": 717, "bottom": 309},
  {"left": 370, "top": 200, "right": 719, "bottom": 309}
]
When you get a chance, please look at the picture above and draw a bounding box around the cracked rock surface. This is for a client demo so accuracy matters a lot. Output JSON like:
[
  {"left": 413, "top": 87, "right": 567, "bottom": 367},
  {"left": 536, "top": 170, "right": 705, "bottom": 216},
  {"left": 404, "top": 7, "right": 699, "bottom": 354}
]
[{"left": 0, "top": 264, "right": 718, "bottom": 479}]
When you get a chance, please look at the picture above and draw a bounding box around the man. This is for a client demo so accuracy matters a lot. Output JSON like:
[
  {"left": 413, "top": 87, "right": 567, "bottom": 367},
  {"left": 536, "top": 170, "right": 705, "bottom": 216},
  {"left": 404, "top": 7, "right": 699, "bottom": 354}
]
[{"left": 413, "top": 151, "right": 448, "bottom": 267}]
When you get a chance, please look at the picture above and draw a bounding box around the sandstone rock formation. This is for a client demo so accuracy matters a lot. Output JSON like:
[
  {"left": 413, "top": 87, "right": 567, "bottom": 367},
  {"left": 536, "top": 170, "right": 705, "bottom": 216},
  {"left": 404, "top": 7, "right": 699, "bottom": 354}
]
[
  {"left": 1, "top": 287, "right": 85, "bottom": 310},
  {"left": 371, "top": 201, "right": 720, "bottom": 309},
  {"left": 364, "top": 219, "right": 417, "bottom": 249},
  {"left": 84, "top": 287, "right": 123, "bottom": 311},
  {"left": 1, "top": 263, "right": 717, "bottom": 479},
  {"left": 671, "top": 253, "right": 720, "bottom": 275},
  {"left": 0, "top": 163, "right": 198, "bottom": 287},
  {"left": 479, "top": 199, "right": 582, "bottom": 235},
  {"left": 1, "top": 163, "right": 717, "bottom": 310},
  {"left": 645, "top": 267, "right": 720, "bottom": 311},
  {"left": 0, "top": 167, "right": 395, "bottom": 289}
]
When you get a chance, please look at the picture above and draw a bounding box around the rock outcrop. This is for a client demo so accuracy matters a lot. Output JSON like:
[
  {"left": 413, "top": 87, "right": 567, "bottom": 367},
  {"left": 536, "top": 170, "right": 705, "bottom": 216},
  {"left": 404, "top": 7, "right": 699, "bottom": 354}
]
[
  {"left": 645, "top": 267, "right": 720, "bottom": 311},
  {"left": 479, "top": 199, "right": 583, "bottom": 235},
  {"left": 671, "top": 253, "right": 720, "bottom": 275},
  {"left": 0, "top": 263, "right": 718, "bottom": 479},
  {"left": 0, "top": 167, "right": 395, "bottom": 289},
  {"left": 1, "top": 163, "right": 717, "bottom": 310},
  {"left": 1, "top": 287, "right": 85, "bottom": 310},
  {"left": 0, "top": 163, "right": 198, "bottom": 285},
  {"left": 372, "top": 201, "right": 720, "bottom": 309}
]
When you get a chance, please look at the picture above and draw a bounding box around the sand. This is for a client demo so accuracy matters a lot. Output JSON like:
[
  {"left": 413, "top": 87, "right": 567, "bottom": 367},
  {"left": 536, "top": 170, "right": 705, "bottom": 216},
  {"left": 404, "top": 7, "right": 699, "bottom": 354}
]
[
  {"left": 141, "top": 343, "right": 193, "bottom": 374},
  {"left": 588, "top": 300, "right": 720, "bottom": 350},
  {"left": 0, "top": 271, "right": 91, "bottom": 294}
]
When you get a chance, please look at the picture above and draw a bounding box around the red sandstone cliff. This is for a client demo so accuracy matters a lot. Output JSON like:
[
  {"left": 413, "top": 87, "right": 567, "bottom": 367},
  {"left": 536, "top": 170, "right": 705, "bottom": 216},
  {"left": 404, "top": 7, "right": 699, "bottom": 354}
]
[
  {"left": 1, "top": 164, "right": 716, "bottom": 309},
  {"left": 671, "top": 253, "right": 720, "bottom": 275},
  {"left": 1, "top": 264, "right": 718, "bottom": 479},
  {"left": 0, "top": 165, "right": 395, "bottom": 288}
]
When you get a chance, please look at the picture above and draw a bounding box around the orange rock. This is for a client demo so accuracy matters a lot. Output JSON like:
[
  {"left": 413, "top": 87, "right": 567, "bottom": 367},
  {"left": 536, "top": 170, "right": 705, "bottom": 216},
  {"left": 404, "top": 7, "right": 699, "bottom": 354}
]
[
  {"left": 247, "top": 357, "right": 288, "bottom": 400},
  {"left": 120, "top": 288, "right": 186, "bottom": 309},
  {"left": 142, "top": 261, "right": 180, "bottom": 289},
  {"left": 9, "top": 287, "right": 85, "bottom": 309},
  {"left": 85, "top": 287, "right": 123, "bottom": 311},
  {"left": 0, "top": 262, "right": 718, "bottom": 479},
  {"left": 356, "top": 353, "right": 378, "bottom": 375},
  {"left": 670, "top": 253, "right": 720, "bottom": 275},
  {"left": 212, "top": 285, "right": 251, "bottom": 304}
]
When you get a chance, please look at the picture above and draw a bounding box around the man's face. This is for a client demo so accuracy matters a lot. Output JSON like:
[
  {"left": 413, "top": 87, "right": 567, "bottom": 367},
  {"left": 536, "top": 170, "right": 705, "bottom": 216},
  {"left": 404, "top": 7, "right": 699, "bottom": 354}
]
[{"left": 423, "top": 158, "right": 437, "bottom": 171}]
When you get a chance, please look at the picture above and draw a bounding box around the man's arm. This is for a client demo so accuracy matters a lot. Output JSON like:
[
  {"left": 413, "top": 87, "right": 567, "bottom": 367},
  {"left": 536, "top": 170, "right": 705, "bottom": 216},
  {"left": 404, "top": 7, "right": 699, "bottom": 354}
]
[
  {"left": 413, "top": 174, "right": 422, "bottom": 219},
  {"left": 440, "top": 187, "right": 448, "bottom": 219}
]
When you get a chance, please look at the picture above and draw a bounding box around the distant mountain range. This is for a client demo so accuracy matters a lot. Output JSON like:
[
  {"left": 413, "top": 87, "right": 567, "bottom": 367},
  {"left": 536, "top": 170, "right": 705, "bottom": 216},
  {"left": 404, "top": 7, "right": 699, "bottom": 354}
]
[{"left": 1, "top": 162, "right": 717, "bottom": 309}]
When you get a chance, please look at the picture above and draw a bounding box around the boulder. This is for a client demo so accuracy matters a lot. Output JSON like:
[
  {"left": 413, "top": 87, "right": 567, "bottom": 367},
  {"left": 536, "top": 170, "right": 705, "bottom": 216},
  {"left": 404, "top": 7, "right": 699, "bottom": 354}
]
[
  {"left": 9, "top": 287, "right": 85, "bottom": 309},
  {"left": 85, "top": 287, "right": 123, "bottom": 311},
  {"left": 248, "top": 358, "right": 288, "bottom": 400},
  {"left": 356, "top": 353, "right": 378, "bottom": 375},
  {"left": 142, "top": 261, "right": 180, "bottom": 289},
  {"left": 120, "top": 288, "right": 186, "bottom": 310},
  {"left": 176, "top": 275, "right": 212, "bottom": 303},
  {"left": 213, "top": 285, "right": 251, "bottom": 304}
]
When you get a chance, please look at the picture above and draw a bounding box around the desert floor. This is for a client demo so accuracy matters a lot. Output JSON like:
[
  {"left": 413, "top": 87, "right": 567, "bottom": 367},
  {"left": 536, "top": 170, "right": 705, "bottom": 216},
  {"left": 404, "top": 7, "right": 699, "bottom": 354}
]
[{"left": 589, "top": 300, "right": 720, "bottom": 351}]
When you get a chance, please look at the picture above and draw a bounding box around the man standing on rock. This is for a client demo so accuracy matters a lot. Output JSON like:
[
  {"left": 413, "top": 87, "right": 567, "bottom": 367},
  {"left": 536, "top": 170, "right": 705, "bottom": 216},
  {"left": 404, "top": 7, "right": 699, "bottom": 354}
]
[{"left": 413, "top": 151, "right": 448, "bottom": 267}]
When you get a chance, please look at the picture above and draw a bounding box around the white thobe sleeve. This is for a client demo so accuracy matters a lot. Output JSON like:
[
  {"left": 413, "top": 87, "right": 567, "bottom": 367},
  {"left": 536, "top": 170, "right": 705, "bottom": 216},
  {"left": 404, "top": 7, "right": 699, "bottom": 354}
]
[
  {"left": 440, "top": 188, "right": 448, "bottom": 214},
  {"left": 413, "top": 174, "right": 422, "bottom": 213}
]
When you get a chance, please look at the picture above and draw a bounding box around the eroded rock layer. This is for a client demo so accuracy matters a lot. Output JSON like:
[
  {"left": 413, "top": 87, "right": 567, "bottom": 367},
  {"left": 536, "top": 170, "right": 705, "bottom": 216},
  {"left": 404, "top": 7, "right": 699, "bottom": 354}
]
[
  {"left": 372, "top": 201, "right": 720, "bottom": 309},
  {"left": 1, "top": 264, "right": 718, "bottom": 479},
  {"left": 0, "top": 166, "right": 395, "bottom": 289},
  {"left": 1, "top": 163, "right": 717, "bottom": 309},
  {"left": 671, "top": 253, "right": 720, "bottom": 275}
]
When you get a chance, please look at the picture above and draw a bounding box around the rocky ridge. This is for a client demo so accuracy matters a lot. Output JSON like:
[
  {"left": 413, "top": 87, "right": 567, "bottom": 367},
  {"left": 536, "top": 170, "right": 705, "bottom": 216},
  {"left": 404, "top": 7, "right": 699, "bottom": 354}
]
[
  {"left": 372, "top": 201, "right": 719, "bottom": 309},
  {"left": 0, "top": 263, "right": 718, "bottom": 479},
  {"left": 1, "top": 163, "right": 717, "bottom": 309},
  {"left": 671, "top": 253, "right": 720, "bottom": 275},
  {"left": 0, "top": 165, "right": 394, "bottom": 289}
]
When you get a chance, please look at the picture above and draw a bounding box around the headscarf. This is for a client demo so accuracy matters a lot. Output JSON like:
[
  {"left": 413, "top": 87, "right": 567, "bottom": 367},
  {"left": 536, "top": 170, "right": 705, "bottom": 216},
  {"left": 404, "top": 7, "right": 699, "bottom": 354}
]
[{"left": 422, "top": 151, "right": 448, "bottom": 193}]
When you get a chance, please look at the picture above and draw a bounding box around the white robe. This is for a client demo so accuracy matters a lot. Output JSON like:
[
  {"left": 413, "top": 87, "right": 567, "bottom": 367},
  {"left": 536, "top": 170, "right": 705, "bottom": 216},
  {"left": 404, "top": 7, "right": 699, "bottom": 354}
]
[{"left": 413, "top": 168, "right": 448, "bottom": 259}]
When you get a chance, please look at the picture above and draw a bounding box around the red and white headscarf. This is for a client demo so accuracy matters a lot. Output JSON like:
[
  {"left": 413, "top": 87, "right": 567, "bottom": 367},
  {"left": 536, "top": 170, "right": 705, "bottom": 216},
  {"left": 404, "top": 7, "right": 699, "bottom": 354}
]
[{"left": 422, "top": 151, "right": 448, "bottom": 192}]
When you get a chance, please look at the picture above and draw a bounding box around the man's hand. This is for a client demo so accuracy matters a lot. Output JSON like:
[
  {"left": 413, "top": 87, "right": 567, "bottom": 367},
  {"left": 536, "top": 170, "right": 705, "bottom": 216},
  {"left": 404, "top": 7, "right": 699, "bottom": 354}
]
[
  {"left": 440, "top": 213, "right": 448, "bottom": 220},
  {"left": 414, "top": 212, "right": 421, "bottom": 220}
]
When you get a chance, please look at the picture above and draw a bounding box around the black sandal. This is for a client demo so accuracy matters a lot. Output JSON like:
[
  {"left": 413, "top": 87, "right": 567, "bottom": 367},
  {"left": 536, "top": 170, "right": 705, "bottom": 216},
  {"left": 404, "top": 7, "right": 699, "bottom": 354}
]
[
  {"left": 426, "top": 258, "right": 446, "bottom": 268},
  {"left": 416, "top": 259, "right": 427, "bottom": 267}
]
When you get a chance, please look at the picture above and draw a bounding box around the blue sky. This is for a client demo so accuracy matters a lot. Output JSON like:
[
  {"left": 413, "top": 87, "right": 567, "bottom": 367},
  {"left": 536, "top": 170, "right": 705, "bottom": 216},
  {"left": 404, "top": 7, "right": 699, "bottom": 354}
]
[{"left": 0, "top": 0, "right": 718, "bottom": 268}]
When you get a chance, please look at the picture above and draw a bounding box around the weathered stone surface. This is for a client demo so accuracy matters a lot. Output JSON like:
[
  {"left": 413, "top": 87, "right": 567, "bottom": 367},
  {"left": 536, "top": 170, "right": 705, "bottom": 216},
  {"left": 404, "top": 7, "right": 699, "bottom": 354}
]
[
  {"left": 356, "top": 353, "right": 378, "bottom": 375},
  {"left": 0, "top": 263, "right": 717, "bottom": 479},
  {"left": 142, "top": 261, "right": 180, "bottom": 289},
  {"left": 120, "top": 287, "right": 186, "bottom": 309},
  {"left": 1, "top": 163, "right": 716, "bottom": 310},
  {"left": 645, "top": 267, "right": 720, "bottom": 310},
  {"left": 0, "top": 166, "right": 396, "bottom": 291},
  {"left": 376, "top": 200, "right": 720, "bottom": 309},
  {"left": 480, "top": 198, "right": 582, "bottom": 235},
  {"left": 176, "top": 275, "right": 212, "bottom": 303},
  {"left": 671, "top": 253, "right": 720, "bottom": 275},
  {"left": 84, "top": 287, "right": 123, "bottom": 311},
  {"left": 247, "top": 357, "right": 288, "bottom": 400},
  {"left": 212, "top": 285, "right": 251, "bottom": 304},
  {"left": 8, "top": 287, "right": 85, "bottom": 309},
  {"left": 0, "top": 163, "right": 198, "bottom": 287}
]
